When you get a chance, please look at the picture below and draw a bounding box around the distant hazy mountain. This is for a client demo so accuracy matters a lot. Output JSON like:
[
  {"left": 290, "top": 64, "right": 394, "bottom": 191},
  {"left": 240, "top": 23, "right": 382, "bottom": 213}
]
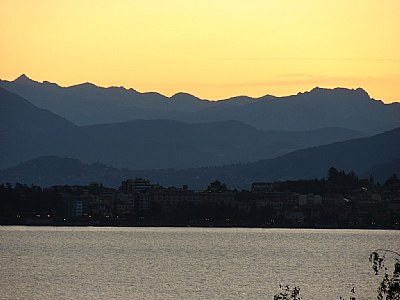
[
  {"left": 81, "top": 120, "right": 368, "bottom": 169},
  {"left": 183, "top": 87, "right": 400, "bottom": 134},
  {"left": 0, "top": 74, "right": 217, "bottom": 125},
  {"left": 130, "top": 126, "right": 400, "bottom": 189},
  {"left": 0, "top": 156, "right": 127, "bottom": 187},
  {"left": 0, "top": 87, "right": 368, "bottom": 170},
  {"left": 0, "top": 87, "right": 85, "bottom": 169},
  {"left": 1, "top": 128, "right": 399, "bottom": 189},
  {"left": 361, "top": 159, "right": 400, "bottom": 183},
  {"left": 1, "top": 75, "right": 399, "bottom": 133}
]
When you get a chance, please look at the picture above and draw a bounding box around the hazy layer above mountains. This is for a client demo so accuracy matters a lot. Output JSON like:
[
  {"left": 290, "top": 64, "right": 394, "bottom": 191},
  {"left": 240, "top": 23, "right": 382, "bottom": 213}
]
[
  {"left": 1, "top": 74, "right": 399, "bottom": 133},
  {"left": 0, "top": 87, "right": 367, "bottom": 170}
]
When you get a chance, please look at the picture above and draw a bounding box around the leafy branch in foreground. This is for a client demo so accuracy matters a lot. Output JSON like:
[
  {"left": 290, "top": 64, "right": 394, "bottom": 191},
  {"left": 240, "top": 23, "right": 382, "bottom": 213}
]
[
  {"left": 274, "top": 285, "right": 302, "bottom": 300},
  {"left": 369, "top": 249, "right": 400, "bottom": 300},
  {"left": 273, "top": 249, "right": 400, "bottom": 300}
]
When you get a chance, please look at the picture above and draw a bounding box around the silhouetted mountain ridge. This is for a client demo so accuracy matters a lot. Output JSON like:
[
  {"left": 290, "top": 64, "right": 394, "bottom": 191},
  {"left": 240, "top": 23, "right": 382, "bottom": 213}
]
[
  {"left": 0, "top": 156, "right": 127, "bottom": 187},
  {"left": 1, "top": 74, "right": 399, "bottom": 133},
  {"left": 0, "top": 87, "right": 85, "bottom": 169},
  {"left": 1, "top": 127, "right": 399, "bottom": 189},
  {"left": 1, "top": 87, "right": 367, "bottom": 170},
  {"left": 129, "top": 126, "right": 400, "bottom": 189}
]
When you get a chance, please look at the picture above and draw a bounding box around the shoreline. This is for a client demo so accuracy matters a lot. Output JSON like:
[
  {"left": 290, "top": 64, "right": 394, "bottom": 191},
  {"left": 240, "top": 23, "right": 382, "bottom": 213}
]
[{"left": 1, "top": 222, "right": 398, "bottom": 230}]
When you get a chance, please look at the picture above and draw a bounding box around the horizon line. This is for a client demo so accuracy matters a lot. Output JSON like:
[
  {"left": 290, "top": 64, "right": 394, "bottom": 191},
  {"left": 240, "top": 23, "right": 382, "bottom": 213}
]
[{"left": 2, "top": 73, "right": 400, "bottom": 104}]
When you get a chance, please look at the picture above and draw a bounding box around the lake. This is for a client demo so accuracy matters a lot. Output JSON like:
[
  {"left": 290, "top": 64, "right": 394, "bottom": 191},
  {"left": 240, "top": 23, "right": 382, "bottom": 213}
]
[{"left": 0, "top": 227, "right": 399, "bottom": 299}]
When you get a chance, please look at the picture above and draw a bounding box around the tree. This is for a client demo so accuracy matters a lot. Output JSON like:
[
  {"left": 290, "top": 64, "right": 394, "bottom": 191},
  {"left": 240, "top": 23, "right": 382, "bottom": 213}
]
[
  {"left": 206, "top": 180, "right": 227, "bottom": 192},
  {"left": 273, "top": 250, "right": 400, "bottom": 300},
  {"left": 385, "top": 175, "right": 400, "bottom": 186},
  {"left": 369, "top": 249, "right": 400, "bottom": 300}
]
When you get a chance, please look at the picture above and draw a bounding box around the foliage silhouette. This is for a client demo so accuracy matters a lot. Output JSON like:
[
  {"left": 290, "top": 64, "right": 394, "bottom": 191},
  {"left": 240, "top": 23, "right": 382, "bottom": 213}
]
[
  {"left": 274, "top": 250, "right": 400, "bottom": 300},
  {"left": 369, "top": 249, "right": 400, "bottom": 300},
  {"left": 274, "top": 285, "right": 302, "bottom": 300}
]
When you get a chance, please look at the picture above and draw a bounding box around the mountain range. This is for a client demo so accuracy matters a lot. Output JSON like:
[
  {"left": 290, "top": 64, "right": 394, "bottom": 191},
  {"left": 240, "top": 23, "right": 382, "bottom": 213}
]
[
  {"left": 0, "top": 87, "right": 368, "bottom": 170},
  {"left": 1, "top": 127, "right": 399, "bottom": 189},
  {"left": 1, "top": 74, "right": 399, "bottom": 133},
  {"left": 1, "top": 74, "right": 399, "bottom": 189}
]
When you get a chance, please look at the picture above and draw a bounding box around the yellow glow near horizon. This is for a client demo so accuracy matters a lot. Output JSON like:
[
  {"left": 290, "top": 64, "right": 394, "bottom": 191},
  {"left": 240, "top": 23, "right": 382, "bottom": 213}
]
[{"left": 0, "top": 0, "right": 399, "bottom": 102}]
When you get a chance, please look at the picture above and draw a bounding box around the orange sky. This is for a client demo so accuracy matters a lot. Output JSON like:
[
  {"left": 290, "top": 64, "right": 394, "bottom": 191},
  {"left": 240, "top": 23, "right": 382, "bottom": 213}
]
[{"left": 1, "top": 0, "right": 399, "bottom": 102}]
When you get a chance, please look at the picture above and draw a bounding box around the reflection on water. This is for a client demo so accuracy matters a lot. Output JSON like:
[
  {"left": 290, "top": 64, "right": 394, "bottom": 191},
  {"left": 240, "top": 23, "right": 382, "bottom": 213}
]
[{"left": 0, "top": 227, "right": 399, "bottom": 300}]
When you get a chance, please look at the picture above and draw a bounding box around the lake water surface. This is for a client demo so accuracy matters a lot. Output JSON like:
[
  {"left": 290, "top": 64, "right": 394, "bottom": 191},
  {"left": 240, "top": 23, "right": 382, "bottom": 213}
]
[{"left": 0, "top": 227, "right": 399, "bottom": 300}]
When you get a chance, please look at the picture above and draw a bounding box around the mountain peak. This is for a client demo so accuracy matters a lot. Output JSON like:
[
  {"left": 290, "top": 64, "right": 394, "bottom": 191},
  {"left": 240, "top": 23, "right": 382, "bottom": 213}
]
[
  {"left": 14, "top": 74, "right": 36, "bottom": 84},
  {"left": 307, "top": 86, "right": 371, "bottom": 100},
  {"left": 69, "top": 82, "right": 100, "bottom": 90},
  {"left": 170, "top": 92, "right": 201, "bottom": 101},
  {"left": 354, "top": 87, "right": 370, "bottom": 97},
  {"left": 79, "top": 82, "right": 97, "bottom": 87}
]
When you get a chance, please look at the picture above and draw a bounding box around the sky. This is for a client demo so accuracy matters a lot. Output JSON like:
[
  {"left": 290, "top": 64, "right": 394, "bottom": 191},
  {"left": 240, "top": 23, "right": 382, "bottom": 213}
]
[{"left": 1, "top": 0, "right": 399, "bottom": 103}]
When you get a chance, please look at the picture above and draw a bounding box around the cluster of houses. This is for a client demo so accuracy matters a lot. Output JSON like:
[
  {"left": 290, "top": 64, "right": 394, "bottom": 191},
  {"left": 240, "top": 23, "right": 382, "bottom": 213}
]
[{"left": 43, "top": 178, "right": 399, "bottom": 228}]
